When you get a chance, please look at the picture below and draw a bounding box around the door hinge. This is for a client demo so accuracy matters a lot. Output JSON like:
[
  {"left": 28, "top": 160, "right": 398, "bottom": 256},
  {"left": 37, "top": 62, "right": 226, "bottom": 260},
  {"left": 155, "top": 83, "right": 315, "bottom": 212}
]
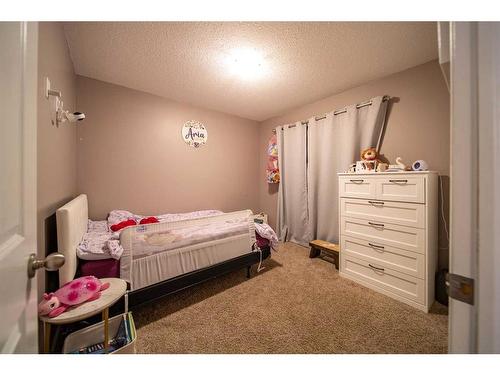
[{"left": 446, "top": 273, "right": 474, "bottom": 305}]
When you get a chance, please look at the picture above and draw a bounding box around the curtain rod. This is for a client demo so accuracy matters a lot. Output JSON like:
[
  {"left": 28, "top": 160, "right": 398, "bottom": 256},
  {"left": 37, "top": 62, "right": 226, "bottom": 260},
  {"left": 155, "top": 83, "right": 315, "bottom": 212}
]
[{"left": 272, "top": 95, "right": 391, "bottom": 133}]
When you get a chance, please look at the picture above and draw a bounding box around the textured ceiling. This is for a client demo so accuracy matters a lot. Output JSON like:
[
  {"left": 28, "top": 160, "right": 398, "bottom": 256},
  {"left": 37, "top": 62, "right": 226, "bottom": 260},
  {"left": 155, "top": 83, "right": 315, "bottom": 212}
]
[{"left": 64, "top": 22, "right": 438, "bottom": 121}]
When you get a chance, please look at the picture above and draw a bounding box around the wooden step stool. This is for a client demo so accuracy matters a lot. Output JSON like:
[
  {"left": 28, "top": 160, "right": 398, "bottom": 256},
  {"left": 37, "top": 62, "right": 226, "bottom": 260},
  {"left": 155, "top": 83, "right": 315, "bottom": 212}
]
[{"left": 309, "top": 240, "right": 340, "bottom": 269}]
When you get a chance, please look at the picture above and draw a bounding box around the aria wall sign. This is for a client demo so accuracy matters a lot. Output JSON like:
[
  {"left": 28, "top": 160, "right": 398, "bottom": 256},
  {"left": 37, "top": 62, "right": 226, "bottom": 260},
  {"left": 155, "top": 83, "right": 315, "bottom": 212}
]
[{"left": 182, "top": 120, "right": 208, "bottom": 148}]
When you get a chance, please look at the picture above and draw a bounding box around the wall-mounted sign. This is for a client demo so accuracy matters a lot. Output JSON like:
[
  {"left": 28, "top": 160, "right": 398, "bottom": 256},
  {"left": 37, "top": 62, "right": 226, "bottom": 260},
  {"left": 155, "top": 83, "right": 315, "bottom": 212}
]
[{"left": 182, "top": 120, "right": 208, "bottom": 148}]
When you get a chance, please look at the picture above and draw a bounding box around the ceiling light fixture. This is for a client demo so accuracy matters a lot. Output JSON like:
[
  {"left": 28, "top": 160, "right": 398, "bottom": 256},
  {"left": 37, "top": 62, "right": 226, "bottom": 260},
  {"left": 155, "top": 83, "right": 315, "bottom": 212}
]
[{"left": 226, "top": 47, "right": 266, "bottom": 81}]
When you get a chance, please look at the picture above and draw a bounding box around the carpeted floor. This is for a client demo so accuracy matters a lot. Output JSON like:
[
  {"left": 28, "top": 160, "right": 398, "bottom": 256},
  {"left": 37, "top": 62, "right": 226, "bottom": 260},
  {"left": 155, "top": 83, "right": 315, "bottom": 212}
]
[{"left": 134, "top": 242, "right": 448, "bottom": 353}]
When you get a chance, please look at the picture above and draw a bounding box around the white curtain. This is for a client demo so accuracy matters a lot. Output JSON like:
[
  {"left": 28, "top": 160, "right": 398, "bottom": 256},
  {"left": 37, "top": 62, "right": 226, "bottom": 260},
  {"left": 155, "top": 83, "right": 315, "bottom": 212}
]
[
  {"left": 277, "top": 96, "right": 388, "bottom": 245},
  {"left": 276, "top": 122, "right": 310, "bottom": 245},
  {"left": 308, "top": 96, "right": 388, "bottom": 243}
]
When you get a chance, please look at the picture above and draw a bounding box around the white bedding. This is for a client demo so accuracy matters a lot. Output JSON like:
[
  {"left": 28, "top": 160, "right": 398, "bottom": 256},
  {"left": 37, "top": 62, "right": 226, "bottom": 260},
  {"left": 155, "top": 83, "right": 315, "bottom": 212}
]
[
  {"left": 76, "top": 209, "right": 278, "bottom": 261},
  {"left": 76, "top": 220, "right": 123, "bottom": 260},
  {"left": 107, "top": 209, "right": 224, "bottom": 229},
  {"left": 126, "top": 216, "right": 250, "bottom": 259},
  {"left": 255, "top": 222, "right": 279, "bottom": 250}
]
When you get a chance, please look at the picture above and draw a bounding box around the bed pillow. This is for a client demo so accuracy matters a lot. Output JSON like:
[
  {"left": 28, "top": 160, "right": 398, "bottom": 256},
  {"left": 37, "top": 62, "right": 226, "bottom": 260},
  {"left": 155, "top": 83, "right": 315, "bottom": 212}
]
[
  {"left": 139, "top": 216, "right": 159, "bottom": 225},
  {"left": 110, "top": 219, "right": 137, "bottom": 232}
]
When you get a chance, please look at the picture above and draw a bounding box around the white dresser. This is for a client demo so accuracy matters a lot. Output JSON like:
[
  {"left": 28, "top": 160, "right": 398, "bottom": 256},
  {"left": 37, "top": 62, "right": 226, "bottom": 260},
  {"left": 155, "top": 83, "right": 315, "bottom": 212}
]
[{"left": 338, "top": 172, "right": 438, "bottom": 312}]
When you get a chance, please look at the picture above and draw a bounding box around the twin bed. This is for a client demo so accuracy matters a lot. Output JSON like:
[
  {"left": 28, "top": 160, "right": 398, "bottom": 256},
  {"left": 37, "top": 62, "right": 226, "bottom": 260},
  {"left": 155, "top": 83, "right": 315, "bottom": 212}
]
[{"left": 56, "top": 194, "right": 274, "bottom": 307}]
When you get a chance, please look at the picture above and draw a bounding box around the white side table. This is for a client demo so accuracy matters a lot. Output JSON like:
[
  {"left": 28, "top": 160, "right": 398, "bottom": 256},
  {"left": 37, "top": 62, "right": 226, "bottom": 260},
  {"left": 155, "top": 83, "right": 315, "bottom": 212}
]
[{"left": 40, "top": 278, "right": 127, "bottom": 353}]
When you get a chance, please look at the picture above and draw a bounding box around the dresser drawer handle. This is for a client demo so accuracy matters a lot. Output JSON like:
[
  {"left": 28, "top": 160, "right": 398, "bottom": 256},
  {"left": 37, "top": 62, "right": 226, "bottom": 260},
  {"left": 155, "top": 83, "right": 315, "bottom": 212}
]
[
  {"left": 389, "top": 179, "right": 408, "bottom": 183},
  {"left": 350, "top": 179, "right": 364, "bottom": 183},
  {"left": 368, "top": 200, "right": 384, "bottom": 206},
  {"left": 368, "top": 243, "right": 385, "bottom": 250},
  {"left": 368, "top": 221, "right": 385, "bottom": 228},
  {"left": 369, "top": 264, "right": 385, "bottom": 272}
]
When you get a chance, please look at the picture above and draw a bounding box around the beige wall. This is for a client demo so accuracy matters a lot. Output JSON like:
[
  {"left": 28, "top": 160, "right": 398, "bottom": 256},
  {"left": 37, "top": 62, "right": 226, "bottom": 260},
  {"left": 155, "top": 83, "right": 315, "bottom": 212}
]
[
  {"left": 37, "top": 22, "right": 78, "bottom": 349},
  {"left": 258, "top": 60, "right": 450, "bottom": 266},
  {"left": 37, "top": 22, "right": 78, "bottom": 264},
  {"left": 76, "top": 76, "right": 261, "bottom": 220}
]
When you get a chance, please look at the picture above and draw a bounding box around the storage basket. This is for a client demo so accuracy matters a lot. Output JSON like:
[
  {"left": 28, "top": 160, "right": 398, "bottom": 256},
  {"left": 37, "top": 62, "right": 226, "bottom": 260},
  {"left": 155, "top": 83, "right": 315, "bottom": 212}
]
[{"left": 63, "top": 313, "right": 136, "bottom": 354}]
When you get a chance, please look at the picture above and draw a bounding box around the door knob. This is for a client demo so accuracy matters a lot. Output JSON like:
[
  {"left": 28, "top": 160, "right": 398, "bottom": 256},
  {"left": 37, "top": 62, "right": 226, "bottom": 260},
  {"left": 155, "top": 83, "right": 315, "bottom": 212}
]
[{"left": 27, "top": 252, "right": 65, "bottom": 278}]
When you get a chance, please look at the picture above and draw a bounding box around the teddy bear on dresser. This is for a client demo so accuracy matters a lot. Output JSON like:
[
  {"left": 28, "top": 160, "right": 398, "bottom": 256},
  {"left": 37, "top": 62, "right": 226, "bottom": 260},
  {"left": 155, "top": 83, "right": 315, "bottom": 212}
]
[{"left": 360, "top": 147, "right": 381, "bottom": 171}]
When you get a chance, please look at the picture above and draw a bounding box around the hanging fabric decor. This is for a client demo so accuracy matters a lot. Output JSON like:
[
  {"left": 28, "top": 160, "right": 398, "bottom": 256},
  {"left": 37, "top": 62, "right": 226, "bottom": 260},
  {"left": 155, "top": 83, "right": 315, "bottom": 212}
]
[
  {"left": 266, "top": 133, "right": 280, "bottom": 183},
  {"left": 182, "top": 120, "right": 208, "bottom": 148}
]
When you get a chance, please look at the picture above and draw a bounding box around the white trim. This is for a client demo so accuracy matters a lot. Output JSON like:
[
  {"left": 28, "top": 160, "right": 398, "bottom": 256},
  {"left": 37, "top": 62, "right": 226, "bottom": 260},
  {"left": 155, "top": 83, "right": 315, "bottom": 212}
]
[
  {"left": 477, "top": 22, "right": 500, "bottom": 353},
  {"left": 448, "top": 22, "right": 479, "bottom": 353}
]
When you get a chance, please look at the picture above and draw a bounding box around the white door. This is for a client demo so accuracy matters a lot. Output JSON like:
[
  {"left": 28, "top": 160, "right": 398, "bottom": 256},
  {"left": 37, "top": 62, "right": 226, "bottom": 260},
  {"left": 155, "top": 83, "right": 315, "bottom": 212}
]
[
  {"left": 449, "top": 21, "right": 500, "bottom": 353},
  {"left": 0, "top": 22, "right": 39, "bottom": 353}
]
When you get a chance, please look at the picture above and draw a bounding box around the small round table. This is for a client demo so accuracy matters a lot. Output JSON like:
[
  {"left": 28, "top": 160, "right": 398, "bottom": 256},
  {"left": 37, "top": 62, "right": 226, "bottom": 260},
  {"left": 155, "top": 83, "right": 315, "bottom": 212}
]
[{"left": 40, "top": 278, "right": 127, "bottom": 353}]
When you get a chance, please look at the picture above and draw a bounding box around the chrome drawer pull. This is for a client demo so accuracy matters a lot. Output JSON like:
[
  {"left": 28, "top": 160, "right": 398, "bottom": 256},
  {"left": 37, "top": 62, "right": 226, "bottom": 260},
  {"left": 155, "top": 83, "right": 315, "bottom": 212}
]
[
  {"left": 368, "top": 221, "right": 384, "bottom": 228},
  {"left": 350, "top": 179, "right": 364, "bottom": 183},
  {"left": 368, "top": 243, "right": 385, "bottom": 250},
  {"left": 369, "top": 264, "right": 385, "bottom": 272},
  {"left": 368, "top": 200, "right": 384, "bottom": 206},
  {"left": 389, "top": 179, "right": 408, "bottom": 183}
]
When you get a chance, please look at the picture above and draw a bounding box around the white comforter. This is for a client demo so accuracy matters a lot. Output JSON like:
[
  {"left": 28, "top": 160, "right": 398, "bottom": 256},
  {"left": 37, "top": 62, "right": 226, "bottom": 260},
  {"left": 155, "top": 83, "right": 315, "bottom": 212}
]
[
  {"left": 107, "top": 209, "right": 224, "bottom": 228},
  {"left": 77, "top": 210, "right": 278, "bottom": 261},
  {"left": 77, "top": 220, "right": 123, "bottom": 260}
]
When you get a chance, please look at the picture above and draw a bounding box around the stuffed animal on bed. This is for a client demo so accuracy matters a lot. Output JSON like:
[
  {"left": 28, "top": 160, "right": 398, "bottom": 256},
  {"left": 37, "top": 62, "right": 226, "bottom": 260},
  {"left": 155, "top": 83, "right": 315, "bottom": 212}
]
[{"left": 38, "top": 276, "right": 110, "bottom": 318}]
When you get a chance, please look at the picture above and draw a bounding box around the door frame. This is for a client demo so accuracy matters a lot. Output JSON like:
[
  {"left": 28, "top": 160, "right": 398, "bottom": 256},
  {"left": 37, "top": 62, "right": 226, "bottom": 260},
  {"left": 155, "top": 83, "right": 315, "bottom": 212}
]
[
  {"left": 476, "top": 22, "right": 500, "bottom": 353},
  {"left": 449, "top": 21, "right": 500, "bottom": 353}
]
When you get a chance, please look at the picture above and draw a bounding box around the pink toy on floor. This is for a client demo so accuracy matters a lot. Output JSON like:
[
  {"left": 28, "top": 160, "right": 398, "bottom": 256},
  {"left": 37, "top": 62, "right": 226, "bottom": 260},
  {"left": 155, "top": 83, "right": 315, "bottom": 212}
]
[{"left": 38, "top": 276, "right": 110, "bottom": 318}]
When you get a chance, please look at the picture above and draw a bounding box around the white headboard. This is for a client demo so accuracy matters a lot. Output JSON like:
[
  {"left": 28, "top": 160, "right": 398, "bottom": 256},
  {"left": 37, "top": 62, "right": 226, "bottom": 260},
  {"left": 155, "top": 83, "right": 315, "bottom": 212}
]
[{"left": 56, "top": 194, "right": 88, "bottom": 287}]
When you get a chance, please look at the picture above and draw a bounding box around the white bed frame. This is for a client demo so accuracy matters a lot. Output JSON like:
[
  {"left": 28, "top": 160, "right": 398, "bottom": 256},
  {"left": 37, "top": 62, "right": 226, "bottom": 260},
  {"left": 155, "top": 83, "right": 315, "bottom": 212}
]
[{"left": 56, "top": 194, "right": 89, "bottom": 287}]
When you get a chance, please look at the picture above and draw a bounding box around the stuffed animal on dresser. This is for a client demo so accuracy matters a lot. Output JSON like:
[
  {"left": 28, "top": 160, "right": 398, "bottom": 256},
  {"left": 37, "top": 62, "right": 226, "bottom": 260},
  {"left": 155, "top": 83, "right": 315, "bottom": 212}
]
[{"left": 360, "top": 147, "right": 381, "bottom": 170}]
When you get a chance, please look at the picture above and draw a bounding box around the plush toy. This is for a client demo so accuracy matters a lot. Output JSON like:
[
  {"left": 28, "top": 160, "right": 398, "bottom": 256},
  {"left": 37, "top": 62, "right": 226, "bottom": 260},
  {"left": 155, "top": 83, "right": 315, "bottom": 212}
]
[
  {"left": 266, "top": 134, "right": 280, "bottom": 184},
  {"left": 38, "top": 276, "right": 110, "bottom": 318},
  {"left": 360, "top": 147, "right": 381, "bottom": 170},
  {"left": 360, "top": 147, "right": 379, "bottom": 162},
  {"left": 376, "top": 162, "right": 389, "bottom": 172}
]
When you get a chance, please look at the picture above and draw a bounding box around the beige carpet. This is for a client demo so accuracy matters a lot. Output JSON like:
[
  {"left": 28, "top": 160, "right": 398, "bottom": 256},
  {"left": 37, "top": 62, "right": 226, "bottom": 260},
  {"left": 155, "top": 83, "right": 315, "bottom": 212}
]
[{"left": 134, "top": 242, "right": 448, "bottom": 353}]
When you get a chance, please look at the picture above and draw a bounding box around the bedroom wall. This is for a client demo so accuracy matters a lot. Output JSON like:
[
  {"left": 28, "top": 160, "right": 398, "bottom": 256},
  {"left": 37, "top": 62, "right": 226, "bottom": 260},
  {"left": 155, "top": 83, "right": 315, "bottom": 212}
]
[
  {"left": 76, "top": 76, "right": 261, "bottom": 219},
  {"left": 258, "top": 60, "right": 450, "bottom": 267},
  {"left": 37, "top": 22, "right": 78, "bottom": 279}
]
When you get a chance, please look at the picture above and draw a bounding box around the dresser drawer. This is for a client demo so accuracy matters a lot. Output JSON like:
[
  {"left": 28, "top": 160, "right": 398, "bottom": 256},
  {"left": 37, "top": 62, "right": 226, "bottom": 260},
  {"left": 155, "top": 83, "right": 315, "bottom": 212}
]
[
  {"left": 376, "top": 176, "right": 425, "bottom": 203},
  {"left": 340, "top": 216, "right": 425, "bottom": 254},
  {"left": 340, "top": 198, "right": 425, "bottom": 228},
  {"left": 341, "top": 254, "right": 425, "bottom": 304},
  {"left": 339, "top": 176, "right": 376, "bottom": 199},
  {"left": 341, "top": 235, "right": 425, "bottom": 279}
]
